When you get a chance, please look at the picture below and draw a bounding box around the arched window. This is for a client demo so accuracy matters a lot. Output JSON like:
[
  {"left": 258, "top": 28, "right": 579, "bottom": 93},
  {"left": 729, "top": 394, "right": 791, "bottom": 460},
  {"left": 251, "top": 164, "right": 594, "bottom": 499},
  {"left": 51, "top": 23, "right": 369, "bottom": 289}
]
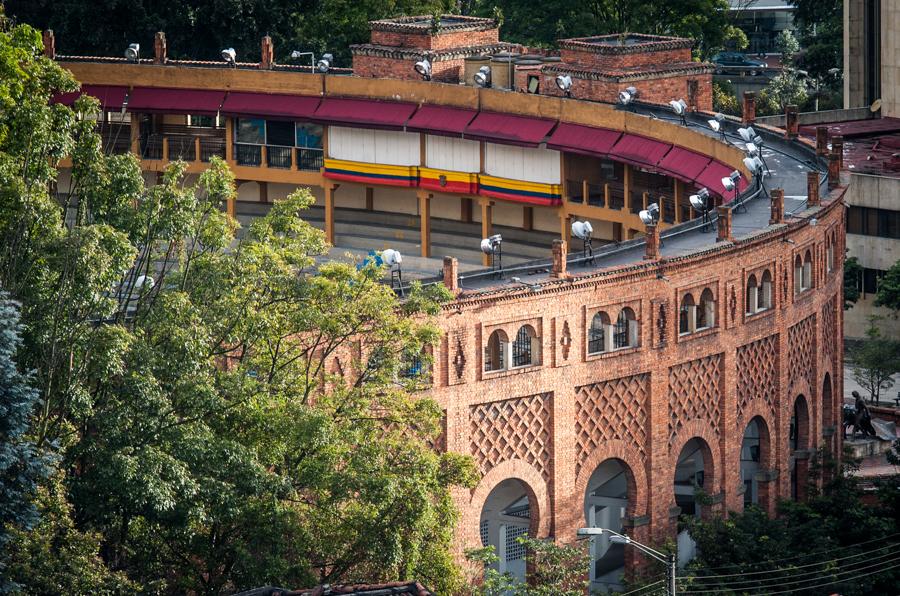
[
  {"left": 794, "top": 255, "right": 803, "bottom": 294},
  {"left": 760, "top": 270, "right": 773, "bottom": 310},
  {"left": 614, "top": 308, "right": 638, "bottom": 349},
  {"left": 802, "top": 250, "right": 813, "bottom": 290},
  {"left": 484, "top": 330, "right": 508, "bottom": 372},
  {"left": 512, "top": 325, "right": 537, "bottom": 367},
  {"left": 679, "top": 294, "right": 696, "bottom": 335},
  {"left": 826, "top": 234, "right": 834, "bottom": 273},
  {"left": 588, "top": 312, "right": 610, "bottom": 354},
  {"left": 697, "top": 288, "right": 716, "bottom": 329},
  {"left": 746, "top": 274, "right": 758, "bottom": 314}
]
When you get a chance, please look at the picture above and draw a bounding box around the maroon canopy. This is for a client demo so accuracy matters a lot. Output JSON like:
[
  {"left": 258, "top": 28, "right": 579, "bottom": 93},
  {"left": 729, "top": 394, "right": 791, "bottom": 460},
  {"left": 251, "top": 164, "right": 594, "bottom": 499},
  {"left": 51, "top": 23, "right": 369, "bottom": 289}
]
[
  {"left": 220, "top": 92, "right": 320, "bottom": 120},
  {"left": 464, "top": 112, "right": 557, "bottom": 146}
]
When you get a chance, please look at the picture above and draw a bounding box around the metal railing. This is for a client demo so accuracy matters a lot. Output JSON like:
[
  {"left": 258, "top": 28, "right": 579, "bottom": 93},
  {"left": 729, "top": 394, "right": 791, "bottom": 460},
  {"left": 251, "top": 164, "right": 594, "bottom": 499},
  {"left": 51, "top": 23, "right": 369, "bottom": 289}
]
[
  {"left": 235, "top": 143, "right": 262, "bottom": 166},
  {"left": 100, "top": 126, "right": 131, "bottom": 155},
  {"left": 200, "top": 138, "right": 225, "bottom": 162},
  {"left": 297, "top": 148, "right": 324, "bottom": 171},
  {"left": 266, "top": 145, "right": 293, "bottom": 169},
  {"left": 167, "top": 136, "right": 196, "bottom": 161}
]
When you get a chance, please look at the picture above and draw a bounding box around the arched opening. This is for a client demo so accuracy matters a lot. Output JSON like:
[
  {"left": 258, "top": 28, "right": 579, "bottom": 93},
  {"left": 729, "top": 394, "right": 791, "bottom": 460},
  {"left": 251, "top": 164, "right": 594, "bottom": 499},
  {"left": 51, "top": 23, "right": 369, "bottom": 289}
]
[
  {"left": 760, "top": 270, "right": 773, "bottom": 310},
  {"left": 741, "top": 418, "right": 770, "bottom": 508},
  {"left": 794, "top": 254, "right": 803, "bottom": 294},
  {"left": 746, "top": 274, "right": 758, "bottom": 314},
  {"left": 584, "top": 459, "right": 632, "bottom": 592},
  {"left": 484, "top": 330, "right": 509, "bottom": 372},
  {"left": 826, "top": 234, "right": 834, "bottom": 273},
  {"left": 614, "top": 308, "right": 638, "bottom": 349},
  {"left": 479, "top": 479, "right": 533, "bottom": 583},
  {"left": 822, "top": 374, "right": 833, "bottom": 440},
  {"left": 679, "top": 293, "right": 696, "bottom": 335},
  {"left": 802, "top": 250, "right": 813, "bottom": 290},
  {"left": 674, "top": 438, "right": 712, "bottom": 567},
  {"left": 588, "top": 311, "right": 611, "bottom": 354},
  {"left": 697, "top": 288, "right": 715, "bottom": 330},
  {"left": 789, "top": 395, "right": 810, "bottom": 500},
  {"left": 512, "top": 325, "right": 538, "bottom": 367}
]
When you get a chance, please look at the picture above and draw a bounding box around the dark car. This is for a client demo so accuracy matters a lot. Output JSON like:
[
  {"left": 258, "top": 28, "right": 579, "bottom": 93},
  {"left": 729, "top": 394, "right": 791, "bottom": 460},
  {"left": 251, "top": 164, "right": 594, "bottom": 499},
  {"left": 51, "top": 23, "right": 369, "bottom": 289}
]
[{"left": 711, "top": 52, "right": 769, "bottom": 75}]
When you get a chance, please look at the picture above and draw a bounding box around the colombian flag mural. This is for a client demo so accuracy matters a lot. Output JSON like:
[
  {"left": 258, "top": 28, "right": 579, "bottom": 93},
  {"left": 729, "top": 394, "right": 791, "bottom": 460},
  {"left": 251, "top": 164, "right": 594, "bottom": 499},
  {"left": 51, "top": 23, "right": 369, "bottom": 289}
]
[
  {"left": 478, "top": 174, "right": 562, "bottom": 207},
  {"left": 418, "top": 167, "right": 479, "bottom": 195},
  {"left": 323, "top": 158, "right": 418, "bottom": 187}
]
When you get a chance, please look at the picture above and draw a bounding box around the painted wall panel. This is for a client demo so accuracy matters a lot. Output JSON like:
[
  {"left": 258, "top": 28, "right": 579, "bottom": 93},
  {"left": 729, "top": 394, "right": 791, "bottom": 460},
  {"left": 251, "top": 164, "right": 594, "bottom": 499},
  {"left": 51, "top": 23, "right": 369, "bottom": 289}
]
[
  {"left": 425, "top": 135, "right": 480, "bottom": 172},
  {"left": 328, "top": 126, "right": 420, "bottom": 166},
  {"left": 484, "top": 143, "right": 560, "bottom": 184}
]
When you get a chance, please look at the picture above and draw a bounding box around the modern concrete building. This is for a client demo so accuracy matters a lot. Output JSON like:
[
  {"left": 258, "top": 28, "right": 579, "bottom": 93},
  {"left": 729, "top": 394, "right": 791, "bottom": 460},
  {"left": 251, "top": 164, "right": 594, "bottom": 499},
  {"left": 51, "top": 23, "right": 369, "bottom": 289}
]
[{"left": 48, "top": 16, "right": 845, "bottom": 590}]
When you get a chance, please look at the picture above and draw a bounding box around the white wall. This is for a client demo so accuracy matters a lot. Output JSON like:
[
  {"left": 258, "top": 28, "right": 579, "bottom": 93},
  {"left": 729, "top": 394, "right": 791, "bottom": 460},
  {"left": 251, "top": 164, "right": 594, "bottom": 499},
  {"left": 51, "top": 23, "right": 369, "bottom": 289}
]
[
  {"left": 430, "top": 193, "right": 462, "bottom": 220},
  {"left": 425, "top": 135, "right": 480, "bottom": 172},
  {"left": 328, "top": 126, "right": 420, "bottom": 166},
  {"left": 335, "top": 184, "right": 367, "bottom": 210},
  {"left": 484, "top": 143, "right": 560, "bottom": 184},
  {"left": 373, "top": 187, "right": 418, "bottom": 215}
]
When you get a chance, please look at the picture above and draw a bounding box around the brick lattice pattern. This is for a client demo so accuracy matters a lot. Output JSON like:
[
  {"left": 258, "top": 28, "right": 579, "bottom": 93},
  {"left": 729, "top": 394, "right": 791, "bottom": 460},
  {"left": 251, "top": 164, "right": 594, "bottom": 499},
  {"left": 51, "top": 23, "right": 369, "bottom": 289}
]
[
  {"left": 788, "top": 314, "right": 816, "bottom": 394},
  {"left": 574, "top": 374, "right": 649, "bottom": 476},
  {"left": 668, "top": 354, "right": 722, "bottom": 448},
  {"left": 470, "top": 393, "right": 551, "bottom": 480},
  {"left": 822, "top": 296, "right": 837, "bottom": 363},
  {"left": 736, "top": 334, "right": 780, "bottom": 426}
]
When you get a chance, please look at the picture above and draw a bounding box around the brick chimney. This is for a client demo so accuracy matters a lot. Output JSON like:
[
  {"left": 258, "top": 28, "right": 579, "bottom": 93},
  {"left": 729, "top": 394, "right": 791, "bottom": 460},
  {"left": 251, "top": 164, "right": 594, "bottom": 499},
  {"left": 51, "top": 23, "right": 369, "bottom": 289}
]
[
  {"left": 260, "top": 36, "right": 275, "bottom": 70},
  {"left": 717, "top": 206, "right": 733, "bottom": 242},
  {"left": 551, "top": 239, "right": 568, "bottom": 278},
  {"left": 442, "top": 256, "right": 459, "bottom": 294},
  {"left": 742, "top": 91, "right": 756, "bottom": 125},
  {"left": 827, "top": 152, "right": 840, "bottom": 189},
  {"left": 154, "top": 32, "right": 167, "bottom": 64},
  {"left": 42, "top": 30, "right": 55, "bottom": 59},
  {"left": 832, "top": 135, "right": 844, "bottom": 170},
  {"left": 784, "top": 105, "right": 799, "bottom": 139},
  {"left": 815, "top": 126, "right": 828, "bottom": 156},
  {"left": 769, "top": 188, "right": 784, "bottom": 225},
  {"left": 644, "top": 224, "right": 660, "bottom": 260},
  {"left": 807, "top": 171, "right": 820, "bottom": 207}
]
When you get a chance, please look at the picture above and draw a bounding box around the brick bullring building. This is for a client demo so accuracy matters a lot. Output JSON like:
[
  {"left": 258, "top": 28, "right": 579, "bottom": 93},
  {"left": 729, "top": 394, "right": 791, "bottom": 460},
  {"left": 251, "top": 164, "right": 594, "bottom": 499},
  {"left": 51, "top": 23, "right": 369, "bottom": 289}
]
[{"left": 48, "top": 15, "right": 844, "bottom": 591}]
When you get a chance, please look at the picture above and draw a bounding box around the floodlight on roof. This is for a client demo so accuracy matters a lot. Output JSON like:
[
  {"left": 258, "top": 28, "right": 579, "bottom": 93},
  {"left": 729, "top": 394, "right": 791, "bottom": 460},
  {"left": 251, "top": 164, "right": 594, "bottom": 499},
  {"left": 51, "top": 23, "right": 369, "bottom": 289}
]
[
  {"left": 743, "top": 155, "right": 765, "bottom": 174},
  {"left": 474, "top": 65, "right": 491, "bottom": 88},
  {"left": 382, "top": 249, "right": 402, "bottom": 267},
  {"left": 414, "top": 58, "right": 432, "bottom": 81},
  {"left": 382, "top": 249, "right": 404, "bottom": 295},
  {"left": 708, "top": 119, "right": 721, "bottom": 132},
  {"left": 746, "top": 142, "right": 759, "bottom": 157},
  {"left": 125, "top": 43, "right": 140, "bottom": 62},
  {"left": 639, "top": 203, "right": 660, "bottom": 226},
  {"left": 737, "top": 126, "right": 756, "bottom": 143},
  {"left": 752, "top": 134, "right": 764, "bottom": 146},
  {"left": 571, "top": 220, "right": 593, "bottom": 240},
  {"left": 669, "top": 98, "right": 688, "bottom": 125},
  {"left": 722, "top": 176, "right": 735, "bottom": 192},
  {"left": 555, "top": 74, "right": 573, "bottom": 97},
  {"left": 689, "top": 189, "right": 713, "bottom": 232},
  {"left": 714, "top": 112, "right": 725, "bottom": 122},
  {"left": 221, "top": 47, "right": 236, "bottom": 65},
  {"left": 481, "top": 234, "right": 503, "bottom": 273},
  {"left": 316, "top": 53, "right": 333, "bottom": 73}
]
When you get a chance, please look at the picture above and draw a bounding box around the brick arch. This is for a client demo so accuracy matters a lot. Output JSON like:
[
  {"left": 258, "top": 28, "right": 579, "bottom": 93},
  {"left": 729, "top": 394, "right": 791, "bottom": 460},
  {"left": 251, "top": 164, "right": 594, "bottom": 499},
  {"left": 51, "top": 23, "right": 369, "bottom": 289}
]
[
  {"left": 669, "top": 420, "right": 721, "bottom": 495},
  {"left": 468, "top": 458, "right": 551, "bottom": 543},
  {"left": 790, "top": 394, "right": 811, "bottom": 451},
  {"left": 739, "top": 405, "right": 775, "bottom": 470},
  {"left": 574, "top": 440, "right": 648, "bottom": 519}
]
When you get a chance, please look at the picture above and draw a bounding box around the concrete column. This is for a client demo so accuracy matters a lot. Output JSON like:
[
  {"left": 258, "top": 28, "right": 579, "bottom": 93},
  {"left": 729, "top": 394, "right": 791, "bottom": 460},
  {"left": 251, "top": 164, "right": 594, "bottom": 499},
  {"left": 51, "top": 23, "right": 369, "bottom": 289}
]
[
  {"left": 324, "top": 184, "right": 336, "bottom": 244},
  {"left": 523, "top": 206, "right": 533, "bottom": 231},
  {"left": 742, "top": 91, "right": 756, "bottom": 125},
  {"left": 815, "top": 126, "right": 829, "bottom": 156},
  {"left": 784, "top": 105, "right": 799, "bottom": 139},
  {"left": 365, "top": 187, "right": 374, "bottom": 211},
  {"left": 42, "top": 30, "right": 55, "bottom": 59},
  {"left": 442, "top": 256, "right": 459, "bottom": 295},
  {"left": 259, "top": 181, "right": 268, "bottom": 203},
  {"left": 717, "top": 206, "right": 733, "bottom": 242},
  {"left": 770, "top": 188, "right": 784, "bottom": 225},
  {"left": 418, "top": 190, "right": 432, "bottom": 258},
  {"left": 807, "top": 172, "right": 820, "bottom": 207},
  {"left": 644, "top": 224, "right": 660, "bottom": 260},
  {"left": 154, "top": 32, "right": 167, "bottom": 64},
  {"left": 480, "top": 199, "right": 493, "bottom": 267},
  {"left": 550, "top": 239, "right": 568, "bottom": 278}
]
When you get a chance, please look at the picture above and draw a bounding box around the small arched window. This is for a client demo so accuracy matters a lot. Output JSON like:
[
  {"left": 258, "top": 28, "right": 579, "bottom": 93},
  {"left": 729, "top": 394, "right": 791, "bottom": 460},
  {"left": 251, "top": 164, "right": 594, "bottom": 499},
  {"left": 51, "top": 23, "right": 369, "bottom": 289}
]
[
  {"left": 794, "top": 254, "right": 803, "bottom": 294},
  {"left": 697, "top": 288, "right": 716, "bottom": 329},
  {"left": 512, "top": 325, "right": 537, "bottom": 367},
  {"left": 802, "top": 250, "right": 813, "bottom": 290},
  {"left": 484, "top": 330, "right": 508, "bottom": 372},
  {"left": 826, "top": 234, "right": 834, "bottom": 273},
  {"left": 588, "top": 312, "right": 610, "bottom": 354},
  {"left": 760, "top": 270, "right": 773, "bottom": 310},
  {"left": 614, "top": 308, "right": 638, "bottom": 349},
  {"left": 746, "top": 274, "right": 759, "bottom": 314},
  {"left": 679, "top": 294, "right": 696, "bottom": 335}
]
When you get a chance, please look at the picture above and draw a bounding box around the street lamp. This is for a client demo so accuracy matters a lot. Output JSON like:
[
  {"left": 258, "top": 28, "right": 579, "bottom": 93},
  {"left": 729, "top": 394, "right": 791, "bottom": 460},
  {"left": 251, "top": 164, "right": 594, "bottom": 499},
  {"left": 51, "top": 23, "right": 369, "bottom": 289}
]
[{"left": 577, "top": 527, "right": 677, "bottom": 595}]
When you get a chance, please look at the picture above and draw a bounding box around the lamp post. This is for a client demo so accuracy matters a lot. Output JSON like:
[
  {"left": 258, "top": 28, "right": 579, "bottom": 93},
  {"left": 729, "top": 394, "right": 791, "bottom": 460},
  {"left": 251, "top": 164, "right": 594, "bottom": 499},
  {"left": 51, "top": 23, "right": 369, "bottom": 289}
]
[{"left": 577, "top": 527, "right": 677, "bottom": 596}]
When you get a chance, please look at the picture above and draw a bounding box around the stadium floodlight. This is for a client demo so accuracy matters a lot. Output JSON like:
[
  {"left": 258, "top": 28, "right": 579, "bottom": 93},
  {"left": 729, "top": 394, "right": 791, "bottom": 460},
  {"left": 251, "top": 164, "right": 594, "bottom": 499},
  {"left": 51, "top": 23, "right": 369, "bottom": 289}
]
[
  {"left": 745, "top": 142, "right": 759, "bottom": 157},
  {"left": 555, "top": 74, "right": 573, "bottom": 97},
  {"left": 382, "top": 249, "right": 404, "bottom": 295},
  {"left": 480, "top": 234, "right": 503, "bottom": 273},
  {"left": 618, "top": 86, "right": 638, "bottom": 109},
  {"left": 722, "top": 170, "right": 744, "bottom": 212},
  {"left": 689, "top": 188, "right": 713, "bottom": 232},
  {"left": 737, "top": 126, "right": 756, "bottom": 143},
  {"left": 474, "top": 65, "right": 492, "bottom": 88},
  {"left": 221, "top": 47, "right": 237, "bottom": 65},
  {"left": 743, "top": 155, "right": 764, "bottom": 175},
  {"left": 414, "top": 58, "right": 432, "bottom": 81},
  {"left": 669, "top": 98, "right": 688, "bottom": 125},
  {"left": 125, "top": 43, "right": 140, "bottom": 62},
  {"left": 639, "top": 202, "right": 660, "bottom": 226},
  {"left": 316, "top": 53, "right": 333, "bottom": 73},
  {"left": 571, "top": 220, "right": 594, "bottom": 262}
]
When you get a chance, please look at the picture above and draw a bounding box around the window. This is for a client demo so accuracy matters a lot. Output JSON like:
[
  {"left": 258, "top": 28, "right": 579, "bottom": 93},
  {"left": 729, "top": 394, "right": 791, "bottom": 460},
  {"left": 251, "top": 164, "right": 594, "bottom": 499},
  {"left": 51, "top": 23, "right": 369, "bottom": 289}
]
[
  {"left": 746, "top": 274, "right": 758, "bottom": 314},
  {"left": 512, "top": 325, "right": 537, "bottom": 367},
  {"left": 794, "top": 255, "right": 803, "bottom": 294},
  {"left": 188, "top": 114, "right": 216, "bottom": 128},
  {"left": 760, "top": 270, "right": 773, "bottom": 310},
  {"left": 236, "top": 118, "right": 265, "bottom": 144},
  {"left": 613, "top": 308, "right": 637, "bottom": 349},
  {"left": 527, "top": 75, "right": 540, "bottom": 94},
  {"left": 697, "top": 289, "right": 715, "bottom": 330},
  {"left": 588, "top": 312, "right": 609, "bottom": 354},
  {"left": 861, "top": 267, "right": 885, "bottom": 295},
  {"left": 847, "top": 206, "right": 900, "bottom": 239},
  {"left": 802, "top": 250, "right": 813, "bottom": 291},
  {"left": 295, "top": 123, "right": 324, "bottom": 171},
  {"left": 484, "top": 330, "right": 508, "bottom": 372},
  {"left": 400, "top": 350, "right": 423, "bottom": 378},
  {"left": 679, "top": 294, "right": 696, "bottom": 335}
]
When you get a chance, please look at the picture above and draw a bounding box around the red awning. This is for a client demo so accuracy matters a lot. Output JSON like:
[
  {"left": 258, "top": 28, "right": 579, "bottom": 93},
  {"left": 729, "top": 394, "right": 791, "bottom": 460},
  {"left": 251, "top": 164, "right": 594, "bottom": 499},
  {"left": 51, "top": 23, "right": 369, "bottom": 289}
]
[
  {"left": 313, "top": 98, "right": 417, "bottom": 130},
  {"left": 220, "top": 92, "right": 320, "bottom": 120},
  {"left": 694, "top": 161, "right": 749, "bottom": 196},
  {"left": 546, "top": 123, "right": 621, "bottom": 156},
  {"left": 127, "top": 87, "right": 226, "bottom": 115},
  {"left": 52, "top": 85, "right": 128, "bottom": 110},
  {"left": 464, "top": 112, "right": 557, "bottom": 146},
  {"left": 656, "top": 147, "right": 712, "bottom": 184},
  {"left": 405, "top": 105, "right": 478, "bottom": 136},
  {"left": 610, "top": 134, "right": 672, "bottom": 168}
]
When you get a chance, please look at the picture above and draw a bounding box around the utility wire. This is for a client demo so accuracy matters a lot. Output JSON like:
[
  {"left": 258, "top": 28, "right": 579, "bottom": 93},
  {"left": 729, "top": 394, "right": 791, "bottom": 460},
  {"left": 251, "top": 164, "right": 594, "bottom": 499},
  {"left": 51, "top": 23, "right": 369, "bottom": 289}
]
[
  {"left": 762, "top": 561, "right": 900, "bottom": 595},
  {"left": 619, "top": 579, "right": 665, "bottom": 596}
]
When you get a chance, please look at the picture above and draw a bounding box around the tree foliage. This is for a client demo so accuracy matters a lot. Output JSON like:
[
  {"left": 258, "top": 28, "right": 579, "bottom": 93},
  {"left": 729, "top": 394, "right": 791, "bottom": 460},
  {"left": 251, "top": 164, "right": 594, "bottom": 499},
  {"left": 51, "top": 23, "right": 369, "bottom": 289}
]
[
  {"left": 464, "top": 537, "right": 590, "bottom": 596},
  {"left": 850, "top": 318, "right": 900, "bottom": 406},
  {"left": 874, "top": 259, "right": 900, "bottom": 313},
  {"left": 844, "top": 256, "right": 862, "bottom": 310},
  {"left": 0, "top": 15, "right": 476, "bottom": 594}
]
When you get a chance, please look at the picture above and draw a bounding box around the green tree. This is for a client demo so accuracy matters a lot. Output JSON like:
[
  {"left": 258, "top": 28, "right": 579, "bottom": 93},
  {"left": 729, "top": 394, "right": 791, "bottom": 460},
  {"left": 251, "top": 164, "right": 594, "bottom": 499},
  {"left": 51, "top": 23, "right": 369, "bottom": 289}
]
[
  {"left": 758, "top": 69, "right": 808, "bottom": 114},
  {"left": 774, "top": 29, "right": 800, "bottom": 64},
  {"left": 874, "top": 259, "right": 900, "bottom": 312},
  {"left": 850, "top": 317, "right": 900, "bottom": 406},
  {"left": 464, "top": 537, "right": 590, "bottom": 596},
  {"left": 844, "top": 256, "right": 862, "bottom": 309},
  {"left": 712, "top": 80, "right": 741, "bottom": 116}
]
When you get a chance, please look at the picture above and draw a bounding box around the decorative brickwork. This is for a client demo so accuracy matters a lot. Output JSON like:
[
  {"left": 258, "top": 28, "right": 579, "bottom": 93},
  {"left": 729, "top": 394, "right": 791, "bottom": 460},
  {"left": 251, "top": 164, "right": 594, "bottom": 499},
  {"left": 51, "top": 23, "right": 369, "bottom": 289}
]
[
  {"left": 822, "top": 296, "right": 837, "bottom": 371},
  {"left": 668, "top": 354, "right": 722, "bottom": 448},
  {"left": 788, "top": 314, "right": 816, "bottom": 395},
  {"left": 470, "top": 393, "right": 552, "bottom": 481},
  {"left": 736, "top": 335, "right": 779, "bottom": 426},
  {"left": 560, "top": 320, "right": 572, "bottom": 361},
  {"left": 574, "top": 374, "right": 649, "bottom": 476}
]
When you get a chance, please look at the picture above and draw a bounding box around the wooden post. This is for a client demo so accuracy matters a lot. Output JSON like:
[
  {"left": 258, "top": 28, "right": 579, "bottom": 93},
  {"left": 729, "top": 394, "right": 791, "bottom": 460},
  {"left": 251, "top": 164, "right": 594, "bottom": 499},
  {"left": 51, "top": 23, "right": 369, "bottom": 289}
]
[
  {"left": 290, "top": 145, "right": 297, "bottom": 170},
  {"left": 226, "top": 195, "right": 236, "bottom": 219},
  {"left": 480, "top": 199, "right": 493, "bottom": 267},
  {"left": 674, "top": 180, "right": 683, "bottom": 223},
  {"left": 260, "top": 145, "right": 268, "bottom": 169},
  {"left": 194, "top": 137, "right": 201, "bottom": 162},
  {"left": 642, "top": 191, "right": 649, "bottom": 210},
  {"left": 259, "top": 181, "right": 268, "bottom": 203},
  {"left": 130, "top": 113, "right": 141, "bottom": 156},
  {"left": 523, "top": 206, "right": 533, "bottom": 231},
  {"left": 559, "top": 211, "right": 571, "bottom": 250},
  {"left": 162, "top": 137, "right": 169, "bottom": 162},
  {"left": 582, "top": 179, "right": 589, "bottom": 204},
  {"left": 604, "top": 183, "right": 610, "bottom": 208},
  {"left": 418, "top": 191, "right": 432, "bottom": 258},
  {"left": 324, "top": 184, "right": 336, "bottom": 244},
  {"left": 461, "top": 197, "right": 473, "bottom": 222},
  {"left": 623, "top": 164, "right": 632, "bottom": 212},
  {"left": 225, "top": 117, "right": 234, "bottom": 162},
  {"left": 366, "top": 187, "right": 374, "bottom": 211}
]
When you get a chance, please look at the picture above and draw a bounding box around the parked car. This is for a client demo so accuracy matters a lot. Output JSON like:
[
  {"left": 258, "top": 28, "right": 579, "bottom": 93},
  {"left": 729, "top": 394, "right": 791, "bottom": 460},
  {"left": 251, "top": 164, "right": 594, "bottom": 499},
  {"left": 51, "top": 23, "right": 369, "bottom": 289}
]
[{"left": 710, "top": 52, "right": 769, "bottom": 75}]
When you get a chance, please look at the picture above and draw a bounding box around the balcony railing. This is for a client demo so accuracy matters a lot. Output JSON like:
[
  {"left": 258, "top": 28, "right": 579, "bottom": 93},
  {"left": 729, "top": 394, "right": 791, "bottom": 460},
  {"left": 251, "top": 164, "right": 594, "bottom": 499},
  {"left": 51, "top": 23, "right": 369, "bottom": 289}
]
[
  {"left": 100, "top": 126, "right": 132, "bottom": 155},
  {"left": 142, "top": 135, "right": 163, "bottom": 160},
  {"left": 200, "top": 138, "right": 225, "bottom": 162},
  {"left": 266, "top": 145, "right": 293, "bottom": 169},
  {"left": 297, "top": 148, "right": 324, "bottom": 171},
  {"left": 235, "top": 143, "right": 262, "bottom": 166},
  {"left": 167, "top": 136, "right": 196, "bottom": 161}
]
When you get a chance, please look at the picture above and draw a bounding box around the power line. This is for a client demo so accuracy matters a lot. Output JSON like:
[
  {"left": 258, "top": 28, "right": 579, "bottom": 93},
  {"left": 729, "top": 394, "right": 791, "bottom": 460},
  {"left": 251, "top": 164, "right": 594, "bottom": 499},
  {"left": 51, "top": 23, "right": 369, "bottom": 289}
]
[
  {"left": 763, "top": 561, "right": 900, "bottom": 595},
  {"left": 619, "top": 579, "right": 665, "bottom": 596}
]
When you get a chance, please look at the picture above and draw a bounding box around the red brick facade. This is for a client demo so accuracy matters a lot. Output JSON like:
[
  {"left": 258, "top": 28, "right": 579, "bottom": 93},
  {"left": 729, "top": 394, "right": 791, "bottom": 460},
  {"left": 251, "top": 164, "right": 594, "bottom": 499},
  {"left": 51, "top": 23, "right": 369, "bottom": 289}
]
[{"left": 541, "top": 70, "right": 714, "bottom": 111}]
